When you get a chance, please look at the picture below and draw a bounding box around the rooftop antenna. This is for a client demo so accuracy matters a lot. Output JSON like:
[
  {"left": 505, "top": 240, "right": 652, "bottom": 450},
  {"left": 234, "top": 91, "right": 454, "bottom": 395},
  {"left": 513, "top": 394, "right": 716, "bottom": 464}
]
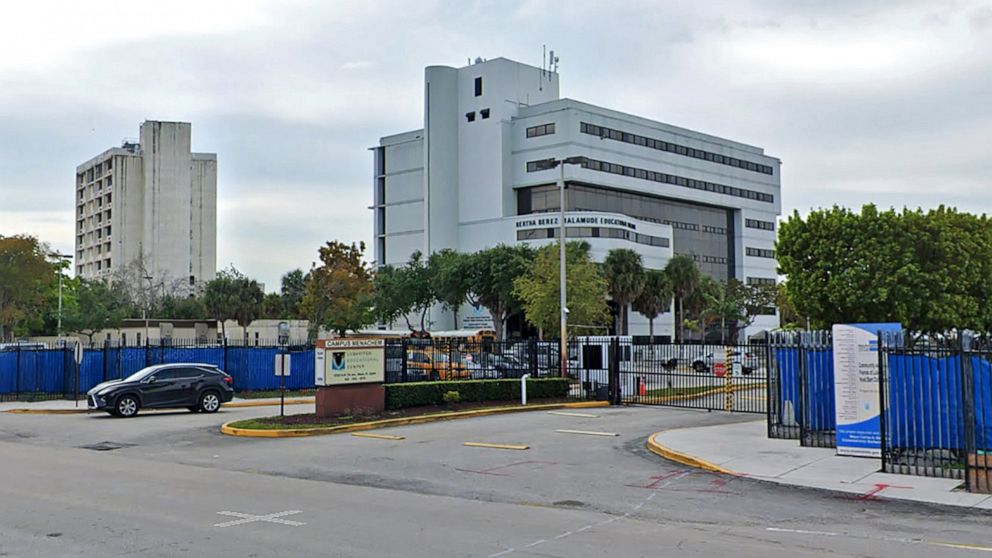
[{"left": 540, "top": 44, "right": 546, "bottom": 91}]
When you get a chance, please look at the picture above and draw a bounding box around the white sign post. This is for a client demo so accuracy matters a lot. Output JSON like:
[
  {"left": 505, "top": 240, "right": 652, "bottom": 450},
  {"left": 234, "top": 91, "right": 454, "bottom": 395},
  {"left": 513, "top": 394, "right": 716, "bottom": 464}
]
[
  {"left": 832, "top": 323, "right": 901, "bottom": 457},
  {"left": 275, "top": 353, "right": 291, "bottom": 417}
]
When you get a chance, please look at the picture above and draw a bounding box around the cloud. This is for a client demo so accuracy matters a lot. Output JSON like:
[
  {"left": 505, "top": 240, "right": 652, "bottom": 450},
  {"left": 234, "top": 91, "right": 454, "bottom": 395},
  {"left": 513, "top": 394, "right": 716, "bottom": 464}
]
[{"left": 1, "top": 0, "right": 991, "bottom": 291}]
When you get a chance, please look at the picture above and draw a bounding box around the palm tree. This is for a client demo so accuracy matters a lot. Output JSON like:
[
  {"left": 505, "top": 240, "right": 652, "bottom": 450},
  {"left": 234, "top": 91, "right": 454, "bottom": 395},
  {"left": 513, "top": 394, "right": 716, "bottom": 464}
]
[
  {"left": 603, "top": 249, "right": 646, "bottom": 335},
  {"left": 632, "top": 269, "right": 673, "bottom": 343},
  {"left": 663, "top": 255, "right": 700, "bottom": 343}
]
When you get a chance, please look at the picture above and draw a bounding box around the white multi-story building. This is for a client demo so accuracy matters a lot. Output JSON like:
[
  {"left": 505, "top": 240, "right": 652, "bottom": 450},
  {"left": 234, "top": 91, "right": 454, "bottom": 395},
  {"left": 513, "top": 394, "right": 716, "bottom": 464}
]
[
  {"left": 74, "top": 121, "right": 217, "bottom": 290},
  {"left": 373, "top": 57, "right": 780, "bottom": 340}
]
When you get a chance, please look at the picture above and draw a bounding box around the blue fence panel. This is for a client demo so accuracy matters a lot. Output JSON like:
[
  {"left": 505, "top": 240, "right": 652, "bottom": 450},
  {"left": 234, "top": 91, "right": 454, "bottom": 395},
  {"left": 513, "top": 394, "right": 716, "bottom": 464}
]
[
  {"left": 79, "top": 350, "right": 106, "bottom": 392},
  {"left": 286, "top": 348, "right": 315, "bottom": 390},
  {"left": 119, "top": 348, "right": 149, "bottom": 378},
  {"left": 0, "top": 351, "right": 17, "bottom": 394},
  {"left": 804, "top": 349, "right": 835, "bottom": 431},
  {"left": 886, "top": 354, "right": 963, "bottom": 450},
  {"left": 775, "top": 348, "right": 799, "bottom": 425},
  {"left": 976, "top": 357, "right": 992, "bottom": 451}
]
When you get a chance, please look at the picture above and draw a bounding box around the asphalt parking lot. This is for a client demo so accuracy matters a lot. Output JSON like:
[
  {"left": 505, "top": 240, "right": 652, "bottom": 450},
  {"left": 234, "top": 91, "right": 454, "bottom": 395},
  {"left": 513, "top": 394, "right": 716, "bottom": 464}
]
[{"left": 3, "top": 402, "right": 992, "bottom": 557}]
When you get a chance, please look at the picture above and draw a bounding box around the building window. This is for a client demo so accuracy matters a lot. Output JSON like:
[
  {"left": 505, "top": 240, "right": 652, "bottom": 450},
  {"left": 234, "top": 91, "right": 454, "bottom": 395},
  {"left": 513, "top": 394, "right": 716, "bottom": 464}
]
[
  {"left": 480, "top": 108, "right": 490, "bottom": 119},
  {"left": 757, "top": 306, "right": 777, "bottom": 315},
  {"left": 580, "top": 121, "right": 774, "bottom": 176},
  {"left": 745, "top": 218, "right": 775, "bottom": 231},
  {"left": 747, "top": 277, "right": 776, "bottom": 286},
  {"left": 746, "top": 247, "right": 776, "bottom": 259},
  {"left": 474, "top": 77, "right": 482, "bottom": 97},
  {"left": 526, "top": 123, "right": 556, "bottom": 138},
  {"left": 465, "top": 111, "right": 476, "bottom": 122},
  {"left": 526, "top": 157, "right": 774, "bottom": 203}
]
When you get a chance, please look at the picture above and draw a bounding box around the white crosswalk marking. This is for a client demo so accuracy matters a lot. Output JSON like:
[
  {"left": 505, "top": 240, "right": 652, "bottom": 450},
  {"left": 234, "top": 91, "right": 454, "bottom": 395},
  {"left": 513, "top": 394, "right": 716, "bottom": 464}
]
[{"left": 214, "top": 510, "right": 306, "bottom": 528}]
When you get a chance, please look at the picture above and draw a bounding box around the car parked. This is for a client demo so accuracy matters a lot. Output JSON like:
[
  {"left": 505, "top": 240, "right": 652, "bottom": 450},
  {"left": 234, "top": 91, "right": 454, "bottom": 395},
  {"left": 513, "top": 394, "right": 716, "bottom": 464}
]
[
  {"left": 691, "top": 351, "right": 758, "bottom": 375},
  {"left": 86, "top": 363, "right": 234, "bottom": 417}
]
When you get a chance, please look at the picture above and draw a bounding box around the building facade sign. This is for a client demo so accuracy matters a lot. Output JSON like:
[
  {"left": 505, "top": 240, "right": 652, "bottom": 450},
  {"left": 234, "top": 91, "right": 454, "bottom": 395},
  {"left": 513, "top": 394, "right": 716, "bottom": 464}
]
[{"left": 514, "top": 214, "right": 638, "bottom": 231}]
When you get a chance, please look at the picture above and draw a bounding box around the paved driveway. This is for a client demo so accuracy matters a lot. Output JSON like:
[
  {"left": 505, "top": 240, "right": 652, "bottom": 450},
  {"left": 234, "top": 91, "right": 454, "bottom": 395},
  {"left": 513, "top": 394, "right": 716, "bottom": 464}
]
[{"left": 2, "top": 404, "right": 991, "bottom": 557}]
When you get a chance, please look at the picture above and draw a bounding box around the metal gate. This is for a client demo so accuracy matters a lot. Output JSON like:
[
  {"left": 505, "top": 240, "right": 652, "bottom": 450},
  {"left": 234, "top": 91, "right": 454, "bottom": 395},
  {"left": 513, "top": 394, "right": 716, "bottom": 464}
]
[{"left": 571, "top": 337, "right": 768, "bottom": 413}]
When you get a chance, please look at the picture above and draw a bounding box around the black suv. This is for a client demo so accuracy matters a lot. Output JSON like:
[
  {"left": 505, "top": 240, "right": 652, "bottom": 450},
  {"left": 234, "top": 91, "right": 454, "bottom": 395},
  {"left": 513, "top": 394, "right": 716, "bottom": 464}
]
[{"left": 87, "top": 363, "right": 235, "bottom": 417}]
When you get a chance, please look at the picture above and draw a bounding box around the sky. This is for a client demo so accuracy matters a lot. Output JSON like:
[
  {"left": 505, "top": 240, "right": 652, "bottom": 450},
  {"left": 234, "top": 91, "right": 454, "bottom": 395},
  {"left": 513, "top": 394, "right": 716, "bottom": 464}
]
[{"left": 1, "top": 0, "right": 990, "bottom": 291}]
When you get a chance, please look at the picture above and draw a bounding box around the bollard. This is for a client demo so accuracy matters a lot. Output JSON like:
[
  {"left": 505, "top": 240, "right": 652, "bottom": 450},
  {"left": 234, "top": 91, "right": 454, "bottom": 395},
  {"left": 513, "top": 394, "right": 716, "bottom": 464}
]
[
  {"left": 521, "top": 373, "right": 531, "bottom": 405},
  {"left": 724, "top": 347, "right": 734, "bottom": 412}
]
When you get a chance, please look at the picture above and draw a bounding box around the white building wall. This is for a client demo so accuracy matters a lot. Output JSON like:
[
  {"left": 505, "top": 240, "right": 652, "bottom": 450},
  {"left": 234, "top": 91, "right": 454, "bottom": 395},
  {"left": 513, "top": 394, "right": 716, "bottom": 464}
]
[{"left": 374, "top": 57, "right": 781, "bottom": 339}]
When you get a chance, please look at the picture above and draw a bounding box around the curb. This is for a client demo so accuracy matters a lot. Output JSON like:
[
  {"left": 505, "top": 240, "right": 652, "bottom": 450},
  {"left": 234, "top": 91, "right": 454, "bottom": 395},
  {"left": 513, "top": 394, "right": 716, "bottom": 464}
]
[
  {"left": 220, "top": 400, "right": 612, "bottom": 438},
  {"left": 4, "top": 397, "right": 315, "bottom": 415},
  {"left": 645, "top": 431, "right": 735, "bottom": 475}
]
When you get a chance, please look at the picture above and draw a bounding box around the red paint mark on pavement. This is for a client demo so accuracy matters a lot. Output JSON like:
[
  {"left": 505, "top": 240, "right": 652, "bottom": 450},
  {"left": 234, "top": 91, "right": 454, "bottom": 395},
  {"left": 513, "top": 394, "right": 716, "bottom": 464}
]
[{"left": 856, "top": 483, "right": 911, "bottom": 501}]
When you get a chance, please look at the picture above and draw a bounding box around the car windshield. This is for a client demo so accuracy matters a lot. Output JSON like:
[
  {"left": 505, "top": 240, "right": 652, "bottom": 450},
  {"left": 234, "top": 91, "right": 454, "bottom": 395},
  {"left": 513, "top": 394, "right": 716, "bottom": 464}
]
[{"left": 122, "top": 367, "right": 157, "bottom": 383}]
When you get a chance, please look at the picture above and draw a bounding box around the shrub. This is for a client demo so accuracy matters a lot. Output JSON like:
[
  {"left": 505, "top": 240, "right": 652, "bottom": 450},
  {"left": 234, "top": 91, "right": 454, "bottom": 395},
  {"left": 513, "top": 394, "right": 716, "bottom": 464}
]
[
  {"left": 385, "top": 378, "right": 570, "bottom": 410},
  {"left": 442, "top": 390, "right": 461, "bottom": 404}
]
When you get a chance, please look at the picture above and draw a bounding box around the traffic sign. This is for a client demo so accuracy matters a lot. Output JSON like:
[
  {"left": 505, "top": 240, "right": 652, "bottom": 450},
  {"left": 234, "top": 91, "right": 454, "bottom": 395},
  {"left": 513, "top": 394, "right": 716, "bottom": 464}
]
[{"left": 275, "top": 354, "right": 291, "bottom": 376}]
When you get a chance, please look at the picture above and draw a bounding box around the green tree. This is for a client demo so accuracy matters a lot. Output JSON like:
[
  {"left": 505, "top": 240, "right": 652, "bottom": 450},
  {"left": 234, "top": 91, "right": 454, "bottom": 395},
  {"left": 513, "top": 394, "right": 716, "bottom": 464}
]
[
  {"left": 469, "top": 244, "right": 534, "bottom": 340},
  {"left": 664, "top": 254, "right": 701, "bottom": 343},
  {"left": 370, "top": 251, "right": 433, "bottom": 333},
  {"left": 302, "top": 241, "right": 374, "bottom": 337},
  {"left": 736, "top": 281, "right": 778, "bottom": 340},
  {"left": 684, "top": 275, "right": 723, "bottom": 341},
  {"left": 428, "top": 249, "right": 473, "bottom": 326},
  {"left": 632, "top": 269, "right": 672, "bottom": 343},
  {"left": 204, "top": 267, "right": 264, "bottom": 342},
  {"left": 64, "top": 279, "right": 130, "bottom": 344},
  {"left": 513, "top": 241, "right": 609, "bottom": 338},
  {"left": 603, "top": 249, "right": 646, "bottom": 335},
  {"left": 777, "top": 204, "right": 992, "bottom": 331},
  {"left": 702, "top": 280, "right": 744, "bottom": 344},
  {"left": 0, "top": 235, "right": 56, "bottom": 340},
  {"left": 260, "top": 292, "right": 286, "bottom": 319},
  {"left": 280, "top": 269, "right": 307, "bottom": 318}
]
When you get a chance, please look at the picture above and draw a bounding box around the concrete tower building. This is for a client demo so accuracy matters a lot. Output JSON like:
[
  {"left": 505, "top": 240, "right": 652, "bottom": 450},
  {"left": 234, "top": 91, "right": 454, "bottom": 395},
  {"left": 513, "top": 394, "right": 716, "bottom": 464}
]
[
  {"left": 74, "top": 120, "right": 217, "bottom": 289},
  {"left": 373, "top": 57, "right": 781, "bottom": 340}
]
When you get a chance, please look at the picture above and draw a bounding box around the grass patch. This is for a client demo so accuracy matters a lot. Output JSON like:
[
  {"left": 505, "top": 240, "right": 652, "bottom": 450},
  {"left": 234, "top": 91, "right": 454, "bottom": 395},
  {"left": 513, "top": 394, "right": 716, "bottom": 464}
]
[
  {"left": 644, "top": 385, "right": 719, "bottom": 398},
  {"left": 236, "top": 389, "right": 315, "bottom": 400},
  {"left": 226, "top": 398, "right": 572, "bottom": 430}
]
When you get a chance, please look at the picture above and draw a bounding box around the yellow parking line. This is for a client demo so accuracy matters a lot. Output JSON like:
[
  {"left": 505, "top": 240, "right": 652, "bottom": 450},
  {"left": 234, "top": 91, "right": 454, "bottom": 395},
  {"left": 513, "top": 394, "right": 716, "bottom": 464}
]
[
  {"left": 555, "top": 429, "right": 619, "bottom": 437},
  {"left": 463, "top": 442, "right": 530, "bottom": 450},
  {"left": 351, "top": 432, "right": 405, "bottom": 441}
]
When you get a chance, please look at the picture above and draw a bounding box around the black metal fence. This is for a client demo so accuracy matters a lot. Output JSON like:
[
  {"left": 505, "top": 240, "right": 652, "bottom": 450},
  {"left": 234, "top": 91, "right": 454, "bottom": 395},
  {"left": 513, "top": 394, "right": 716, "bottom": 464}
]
[
  {"left": 879, "top": 332, "right": 992, "bottom": 492},
  {"left": 767, "top": 331, "right": 835, "bottom": 448},
  {"left": 380, "top": 337, "right": 769, "bottom": 411},
  {"left": 616, "top": 339, "right": 769, "bottom": 413}
]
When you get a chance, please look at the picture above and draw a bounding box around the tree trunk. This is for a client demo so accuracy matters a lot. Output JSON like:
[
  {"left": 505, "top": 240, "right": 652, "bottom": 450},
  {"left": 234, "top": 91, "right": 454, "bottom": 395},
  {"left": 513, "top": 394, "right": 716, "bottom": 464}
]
[
  {"left": 648, "top": 317, "right": 654, "bottom": 344},
  {"left": 721, "top": 316, "right": 726, "bottom": 344},
  {"left": 677, "top": 298, "right": 684, "bottom": 343}
]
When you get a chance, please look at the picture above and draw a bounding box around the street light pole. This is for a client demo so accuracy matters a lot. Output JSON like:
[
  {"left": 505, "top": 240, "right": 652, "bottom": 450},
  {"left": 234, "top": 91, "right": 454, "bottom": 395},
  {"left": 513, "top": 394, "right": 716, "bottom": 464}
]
[
  {"left": 143, "top": 274, "right": 153, "bottom": 343},
  {"left": 558, "top": 162, "right": 567, "bottom": 378},
  {"left": 553, "top": 156, "right": 586, "bottom": 379},
  {"left": 49, "top": 252, "right": 71, "bottom": 338}
]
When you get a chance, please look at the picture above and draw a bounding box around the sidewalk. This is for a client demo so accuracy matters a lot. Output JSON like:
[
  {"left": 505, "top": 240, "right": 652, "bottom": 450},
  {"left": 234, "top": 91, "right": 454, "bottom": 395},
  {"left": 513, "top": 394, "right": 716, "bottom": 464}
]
[
  {"left": 649, "top": 420, "right": 992, "bottom": 510},
  {"left": 0, "top": 396, "right": 315, "bottom": 413}
]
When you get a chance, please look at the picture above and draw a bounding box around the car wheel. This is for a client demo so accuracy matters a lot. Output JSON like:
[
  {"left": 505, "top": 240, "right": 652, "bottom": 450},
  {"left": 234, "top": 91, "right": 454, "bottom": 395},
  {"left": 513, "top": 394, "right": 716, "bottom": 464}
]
[
  {"left": 199, "top": 391, "right": 221, "bottom": 413},
  {"left": 692, "top": 361, "right": 707, "bottom": 373},
  {"left": 116, "top": 395, "right": 139, "bottom": 418}
]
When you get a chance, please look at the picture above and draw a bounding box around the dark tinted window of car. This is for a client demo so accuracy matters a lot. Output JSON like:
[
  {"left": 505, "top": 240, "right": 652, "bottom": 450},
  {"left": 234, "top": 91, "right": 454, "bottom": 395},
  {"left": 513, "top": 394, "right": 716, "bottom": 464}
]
[
  {"left": 151, "top": 369, "right": 181, "bottom": 381},
  {"left": 174, "top": 367, "right": 206, "bottom": 379}
]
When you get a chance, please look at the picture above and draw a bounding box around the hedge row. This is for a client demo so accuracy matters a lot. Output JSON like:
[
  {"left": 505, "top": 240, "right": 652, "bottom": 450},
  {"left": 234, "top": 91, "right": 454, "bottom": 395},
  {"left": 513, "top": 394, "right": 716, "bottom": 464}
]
[{"left": 384, "top": 378, "right": 570, "bottom": 410}]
